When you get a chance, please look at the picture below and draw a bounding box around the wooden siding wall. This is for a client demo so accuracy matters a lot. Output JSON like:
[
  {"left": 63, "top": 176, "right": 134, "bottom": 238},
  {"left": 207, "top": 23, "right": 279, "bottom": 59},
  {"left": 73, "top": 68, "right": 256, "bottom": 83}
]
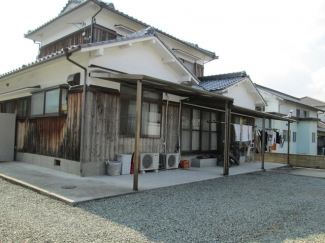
[
  {"left": 39, "top": 25, "right": 117, "bottom": 58},
  {"left": 84, "top": 91, "right": 179, "bottom": 163},
  {"left": 16, "top": 93, "right": 82, "bottom": 161}
]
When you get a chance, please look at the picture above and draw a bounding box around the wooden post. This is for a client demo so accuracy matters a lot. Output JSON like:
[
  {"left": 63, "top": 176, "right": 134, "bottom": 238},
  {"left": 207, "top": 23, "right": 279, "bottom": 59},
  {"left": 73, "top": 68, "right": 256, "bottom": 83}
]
[
  {"left": 133, "top": 80, "right": 142, "bottom": 191},
  {"left": 224, "top": 101, "right": 231, "bottom": 176},
  {"left": 287, "top": 121, "right": 291, "bottom": 165},
  {"left": 261, "top": 116, "right": 265, "bottom": 170}
]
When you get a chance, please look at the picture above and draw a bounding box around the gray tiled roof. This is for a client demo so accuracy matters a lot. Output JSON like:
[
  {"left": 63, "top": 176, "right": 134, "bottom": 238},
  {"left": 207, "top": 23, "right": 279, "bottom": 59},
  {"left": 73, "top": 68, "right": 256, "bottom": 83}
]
[
  {"left": 25, "top": 0, "right": 216, "bottom": 58},
  {"left": 255, "top": 84, "right": 320, "bottom": 111},
  {"left": 301, "top": 96, "right": 325, "bottom": 107},
  {"left": 198, "top": 72, "right": 247, "bottom": 91}
]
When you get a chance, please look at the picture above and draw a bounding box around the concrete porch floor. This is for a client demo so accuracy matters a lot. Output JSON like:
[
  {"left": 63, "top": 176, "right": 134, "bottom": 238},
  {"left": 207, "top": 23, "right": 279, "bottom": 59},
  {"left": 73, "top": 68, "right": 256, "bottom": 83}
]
[{"left": 0, "top": 161, "right": 284, "bottom": 205}]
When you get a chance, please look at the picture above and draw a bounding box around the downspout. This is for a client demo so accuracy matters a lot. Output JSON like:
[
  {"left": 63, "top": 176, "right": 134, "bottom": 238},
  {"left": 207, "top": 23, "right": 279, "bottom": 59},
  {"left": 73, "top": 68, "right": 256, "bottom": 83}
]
[
  {"left": 90, "top": 5, "right": 103, "bottom": 43},
  {"left": 64, "top": 48, "right": 87, "bottom": 177},
  {"left": 164, "top": 93, "right": 169, "bottom": 153}
]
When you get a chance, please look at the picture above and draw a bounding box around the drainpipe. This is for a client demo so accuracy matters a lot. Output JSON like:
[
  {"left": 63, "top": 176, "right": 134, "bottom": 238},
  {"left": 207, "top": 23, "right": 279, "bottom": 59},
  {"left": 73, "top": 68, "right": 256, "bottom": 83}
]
[
  {"left": 164, "top": 93, "right": 169, "bottom": 153},
  {"left": 178, "top": 99, "right": 182, "bottom": 156},
  {"left": 64, "top": 48, "right": 87, "bottom": 177},
  {"left": 90, "top": 5, "right": 103, "bottom": 43}
]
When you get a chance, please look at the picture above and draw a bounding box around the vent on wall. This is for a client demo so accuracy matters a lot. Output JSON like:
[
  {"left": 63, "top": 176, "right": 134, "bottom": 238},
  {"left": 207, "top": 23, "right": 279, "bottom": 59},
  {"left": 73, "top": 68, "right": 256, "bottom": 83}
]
[{"left": 54, "top": 159, "right": 61, "bottom": 166}]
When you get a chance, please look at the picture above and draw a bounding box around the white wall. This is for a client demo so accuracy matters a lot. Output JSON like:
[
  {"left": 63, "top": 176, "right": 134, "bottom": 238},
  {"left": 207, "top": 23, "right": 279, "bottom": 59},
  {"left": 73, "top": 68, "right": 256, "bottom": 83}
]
[
  {"left": 297, "top": 121, "right": 318, "bottom": 155},
  {"left": 0, "top": 54, "right": 88, "bottom": 101},
  {"left": 89, "top": 41, "right": 186, "bottom": 84},
  {"left": 223, "top": 82, "right": 257, "bottom": 110}
]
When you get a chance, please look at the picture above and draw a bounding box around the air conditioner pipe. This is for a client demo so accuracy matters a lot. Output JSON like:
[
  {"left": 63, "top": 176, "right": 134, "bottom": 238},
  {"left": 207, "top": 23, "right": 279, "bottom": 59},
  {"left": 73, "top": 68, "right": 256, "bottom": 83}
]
[
  {"left": 164, "top": 93, "right": 169, "bottom": 153},
  {"left": 64, "top": 48, "right": 87, "bottom": 177}
]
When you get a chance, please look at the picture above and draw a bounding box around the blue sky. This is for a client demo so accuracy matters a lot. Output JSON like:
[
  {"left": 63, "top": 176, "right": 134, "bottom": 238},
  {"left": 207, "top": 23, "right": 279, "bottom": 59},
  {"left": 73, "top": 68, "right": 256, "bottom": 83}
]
[{"left": 0, "top": 0, "right": 324, "bottom": 100}]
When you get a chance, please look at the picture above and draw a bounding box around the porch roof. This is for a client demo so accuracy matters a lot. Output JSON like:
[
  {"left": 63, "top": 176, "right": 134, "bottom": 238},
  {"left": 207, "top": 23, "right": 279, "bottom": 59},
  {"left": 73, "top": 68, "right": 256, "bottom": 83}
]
[
  {"left": 89, "top": 72, "right": 233, "bottom": 110},
  {"left": 89, "top": 71, "right": 295, "bottom": 123}
]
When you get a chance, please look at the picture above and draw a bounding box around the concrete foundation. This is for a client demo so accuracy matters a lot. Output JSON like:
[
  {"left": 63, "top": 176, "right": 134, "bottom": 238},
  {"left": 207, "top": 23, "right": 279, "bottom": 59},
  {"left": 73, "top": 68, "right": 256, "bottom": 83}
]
[
  {"left": 191, "top": 158, "right": 217, "bottom": 168},
  {"left": 16, "top": 153, "right": 106, "bottom": 176}
]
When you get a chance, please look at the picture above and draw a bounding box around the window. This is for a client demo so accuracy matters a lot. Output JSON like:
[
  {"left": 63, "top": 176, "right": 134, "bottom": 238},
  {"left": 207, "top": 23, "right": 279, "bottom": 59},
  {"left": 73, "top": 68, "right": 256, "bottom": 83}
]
[
  {"left": 312, "top": 133, "right": 316, "bottom": 143},
  {"left": 119, "top": 85, "right": 162, "bottom": 138},
  {"left": 4, "top": 101, "right": 15, "bottom": 113},
  {"left": 303, "top": 110, "right": 309, "bottom": 118},
  {"left": 181, "top": 106, "right": 218, "bottom": 153},
  {"left": 31, "top": 86, "right": 68, "bottom": 117},
  {"left": 293, "top": 132, "right": 296, "bottom": 143},
  {"left": 17, "top": 98, "right": 28, "bottom": 118},
  {"left": 296, "top": 109, "right": 300, "bottom": 118},
  {"left": 283, "top": 130, "right": 288, "bottom": 142}
]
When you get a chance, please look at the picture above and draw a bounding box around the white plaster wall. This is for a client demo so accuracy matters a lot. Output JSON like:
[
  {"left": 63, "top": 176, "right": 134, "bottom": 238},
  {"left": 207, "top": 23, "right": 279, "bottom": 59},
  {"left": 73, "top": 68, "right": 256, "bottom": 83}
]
[
  {"left": 261, "top": 92, "right": 279, "bottom": 113},
  {"left": 89, "top": 42, "right": 183, "bottom": 83},
  {"left": 0, "top": 54, "right": 88, "bottom": 101},
  {"left": 223, "top": 83, "right": 256, "bottom": 110}
]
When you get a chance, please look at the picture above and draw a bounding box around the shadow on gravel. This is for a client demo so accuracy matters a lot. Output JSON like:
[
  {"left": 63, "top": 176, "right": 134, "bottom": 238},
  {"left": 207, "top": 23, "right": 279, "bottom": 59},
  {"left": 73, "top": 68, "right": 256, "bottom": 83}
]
[{"left": 78, "top": 172, "right": 325, "bottom": 242}]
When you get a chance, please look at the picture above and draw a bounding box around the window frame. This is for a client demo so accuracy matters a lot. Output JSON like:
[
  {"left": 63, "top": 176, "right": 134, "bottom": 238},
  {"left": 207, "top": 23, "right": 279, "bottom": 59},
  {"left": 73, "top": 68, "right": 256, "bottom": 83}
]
[
  {"left": 181, "top": 105, "right": 218, "bottom": 154},
  {"left": 30, "top": 85, "right": 68, "bottom": 118},
  {"left": 119, "top": 85, "right": 162, "bottom": 139},
  {"left": 312, "top": 132, "right": 316, "bottom": 143}
]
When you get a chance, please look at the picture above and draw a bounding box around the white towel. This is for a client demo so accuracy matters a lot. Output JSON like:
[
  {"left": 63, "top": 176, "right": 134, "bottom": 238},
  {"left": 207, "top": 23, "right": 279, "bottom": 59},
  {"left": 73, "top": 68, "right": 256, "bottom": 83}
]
[
  {"left": 233, "top": 124, "right": 241, "bottom": 141},
  {"left": 242, "top": 125, "right": 249, "bottom": 142}
]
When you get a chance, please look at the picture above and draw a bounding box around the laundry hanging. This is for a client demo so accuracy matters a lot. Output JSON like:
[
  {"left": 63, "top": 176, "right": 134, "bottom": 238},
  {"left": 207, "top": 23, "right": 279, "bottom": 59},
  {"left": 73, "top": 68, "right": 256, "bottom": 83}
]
[
  {"left": 233, "top": 124, "right": 241, "bottom": 142},
  {"left": 242, "top": 125, "right": 249, "bottom": 142}
]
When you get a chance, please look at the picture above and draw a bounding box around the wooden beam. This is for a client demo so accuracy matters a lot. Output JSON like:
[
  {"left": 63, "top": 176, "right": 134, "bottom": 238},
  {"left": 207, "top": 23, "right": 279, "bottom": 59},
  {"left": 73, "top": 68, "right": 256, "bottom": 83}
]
[
  {"left": 261, "top": 116, "right": 265, "bottom": 170},
  {"left": 133, "top": 80, "right": 142, "bottom": 191}
]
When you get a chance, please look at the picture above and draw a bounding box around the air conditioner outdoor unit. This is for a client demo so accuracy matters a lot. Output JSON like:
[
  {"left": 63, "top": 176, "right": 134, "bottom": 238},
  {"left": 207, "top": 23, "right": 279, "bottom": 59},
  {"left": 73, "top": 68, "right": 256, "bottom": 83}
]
[
  {"left": 160, "top": 153, "right": 180, "bottom": 170},
  {"left": 140, "top": 153, "right": 159, "bottom": 173}
]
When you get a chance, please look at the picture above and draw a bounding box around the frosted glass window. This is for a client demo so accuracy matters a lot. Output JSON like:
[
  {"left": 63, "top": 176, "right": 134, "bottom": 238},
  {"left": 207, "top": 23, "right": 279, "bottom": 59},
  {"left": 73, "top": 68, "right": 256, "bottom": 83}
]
[
  {"left": 31, "top": 92, "right": 44, "bottom": 116},
  {"left": 211, "top": 112, "right": 217, "bottom": 132},
  {"left": 182, "top": 131, "right": 191, "bottom": 151},
  {"left": 201, "top": 131, "right": 209, "bottom": 151},
  {"left": 192, "top": 131, "right": 200, "bottom": 150},
  {"left": 182, "top": 107, "right": 191, "bottom": 129},
  {"left": 202, "top": 111, "right": 210, "bottom": 131},
  {"left": 211, "top": 132, "right": 217, "bottom": 150},
  {"left": 192, "top": 109, "right": 201, "bottom": 130}
]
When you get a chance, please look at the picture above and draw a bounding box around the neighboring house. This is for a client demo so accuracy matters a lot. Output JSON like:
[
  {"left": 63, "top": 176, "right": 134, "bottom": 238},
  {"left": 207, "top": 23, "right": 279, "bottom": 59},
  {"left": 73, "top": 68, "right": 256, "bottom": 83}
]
[
  {"left": 196, "top": 71, "right": 267, "bottom": 163},
  {"left": 301, "top": 96, "right": 325, "bottom": 155},
  {"left": 198, "top": 71, "right": 266, "bottom": 110},
  {"left": 255, "top": 84, "right": 321, "bottom": 155}
]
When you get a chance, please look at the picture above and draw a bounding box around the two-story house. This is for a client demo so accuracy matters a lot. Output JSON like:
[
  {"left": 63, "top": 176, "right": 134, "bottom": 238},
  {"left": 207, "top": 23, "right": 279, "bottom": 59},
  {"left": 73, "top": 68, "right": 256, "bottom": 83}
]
[
  {"left": 301, "top": 96, "right": 325, "bottom": 155},
  {"left": 255, "top": 84, "right": 321, "bottom": 155},
  {"left": 0, "top": 0, "right": 232, "bottom": 176},
  {"left": 0, "top": 0, "right": 291, "bottom": 176}
]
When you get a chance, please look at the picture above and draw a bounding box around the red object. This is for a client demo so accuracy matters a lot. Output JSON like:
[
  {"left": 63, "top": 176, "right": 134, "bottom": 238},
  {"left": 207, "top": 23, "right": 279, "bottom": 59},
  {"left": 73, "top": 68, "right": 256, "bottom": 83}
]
[
  {"left": 180, "top": 160, "right": 190, "bottom": 168},
  {"left": 130, "top": 152, "right": 140, "bottom": 174}
]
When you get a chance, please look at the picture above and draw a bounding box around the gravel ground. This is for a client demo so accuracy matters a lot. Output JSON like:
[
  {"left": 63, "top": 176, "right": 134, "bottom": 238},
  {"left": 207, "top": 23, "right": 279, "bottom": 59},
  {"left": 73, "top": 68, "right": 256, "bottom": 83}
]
[{"left": 1, "top": 172, "right": 325, "bottom": 243}]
